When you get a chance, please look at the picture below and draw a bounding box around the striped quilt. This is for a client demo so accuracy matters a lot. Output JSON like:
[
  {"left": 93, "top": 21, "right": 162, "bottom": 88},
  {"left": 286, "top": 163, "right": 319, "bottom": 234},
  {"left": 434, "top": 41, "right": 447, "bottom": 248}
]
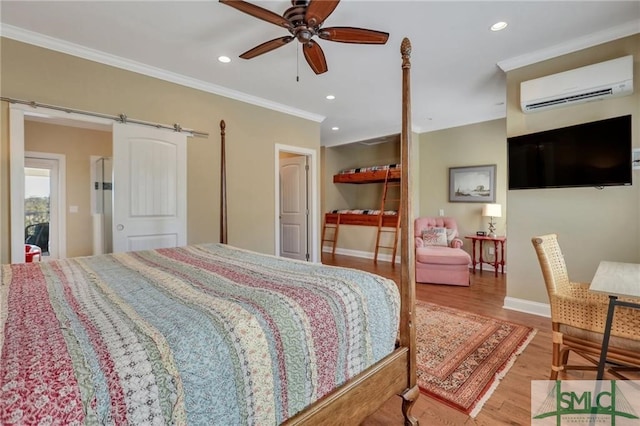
[{"left": 0, "top": 244, "right": 400, "bottom": 425}]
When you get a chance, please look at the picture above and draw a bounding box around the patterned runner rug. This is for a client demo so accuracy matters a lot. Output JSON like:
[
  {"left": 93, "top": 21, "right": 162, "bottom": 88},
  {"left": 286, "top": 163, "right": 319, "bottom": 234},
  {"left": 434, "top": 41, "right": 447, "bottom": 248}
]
[{"left": 416, "top": 301, "right": 536, "bottom": 417}]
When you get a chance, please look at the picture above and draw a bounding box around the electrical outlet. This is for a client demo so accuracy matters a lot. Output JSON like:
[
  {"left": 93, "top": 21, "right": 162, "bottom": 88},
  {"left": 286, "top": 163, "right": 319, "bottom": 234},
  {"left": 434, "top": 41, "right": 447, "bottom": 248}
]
[
  {"left": 489, "top": 246, "right": 495, "bottom": 255},
  {"left": 439, "top": 209, "right": 444, "bottom": 216}
]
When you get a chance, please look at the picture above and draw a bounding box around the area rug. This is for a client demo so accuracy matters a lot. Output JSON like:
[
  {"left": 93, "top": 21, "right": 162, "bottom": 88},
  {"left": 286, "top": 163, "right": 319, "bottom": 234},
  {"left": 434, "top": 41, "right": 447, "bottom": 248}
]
[{"left": 416, "top": 301, "right": 536, "bottom": 417}]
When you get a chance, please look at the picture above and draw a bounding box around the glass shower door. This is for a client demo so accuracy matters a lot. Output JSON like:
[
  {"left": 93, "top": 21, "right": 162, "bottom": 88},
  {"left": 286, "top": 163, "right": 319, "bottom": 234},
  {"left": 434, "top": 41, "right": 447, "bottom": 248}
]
[{"left": 93, "top": 157, "right": 113, "bottom": 254}]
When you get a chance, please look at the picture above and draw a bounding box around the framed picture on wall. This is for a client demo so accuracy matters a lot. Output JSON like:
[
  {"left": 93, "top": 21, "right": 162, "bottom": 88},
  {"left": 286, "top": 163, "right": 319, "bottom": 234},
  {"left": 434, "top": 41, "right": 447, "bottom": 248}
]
[{"left": 449, "top": 165, "right": 496, "bottom": 203}]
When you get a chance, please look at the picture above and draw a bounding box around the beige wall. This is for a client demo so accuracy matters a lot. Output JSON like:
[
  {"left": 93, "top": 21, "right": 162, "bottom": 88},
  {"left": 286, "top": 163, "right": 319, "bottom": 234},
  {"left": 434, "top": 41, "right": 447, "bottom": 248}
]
[
  {"left": 0, "top": 38, "right": 320, "bottom": 263},
  {"left": 506, "top": 34, "right": 640, "bottom": 304},
  {"left": 418, "top": 119, "right": 507, "bottom": 259},
  {"left": 25, "top": 121, "right": 112, "bottom": 257}
]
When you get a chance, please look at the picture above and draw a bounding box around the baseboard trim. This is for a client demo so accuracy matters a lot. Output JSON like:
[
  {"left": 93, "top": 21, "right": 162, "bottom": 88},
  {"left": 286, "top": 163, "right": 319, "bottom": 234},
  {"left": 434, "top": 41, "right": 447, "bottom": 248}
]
[
  {"left": 322, "top": 246, "right": 400, "bottom": 264},
  {"left": 503, "top": 296, "right": 550, "bottom": 318},
  {"left": 471, "top": 264, "right": 508, "bottom": 274}
]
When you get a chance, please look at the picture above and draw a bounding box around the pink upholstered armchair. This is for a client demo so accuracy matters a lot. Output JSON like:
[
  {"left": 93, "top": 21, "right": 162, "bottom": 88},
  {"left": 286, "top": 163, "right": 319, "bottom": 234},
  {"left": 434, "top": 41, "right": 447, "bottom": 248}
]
[{"left": 414, "top": 217, "right": 471, "bottom": 286}]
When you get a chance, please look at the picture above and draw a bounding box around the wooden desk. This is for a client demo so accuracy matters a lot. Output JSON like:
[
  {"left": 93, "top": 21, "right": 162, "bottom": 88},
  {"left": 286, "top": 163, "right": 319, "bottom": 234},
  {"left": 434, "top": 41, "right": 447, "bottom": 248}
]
[
  {"left": 465, "top": 235, "right": 506, "bottom": 277},
  {"left": 589, "top": 261, "right": 640, "bottom": 380}
]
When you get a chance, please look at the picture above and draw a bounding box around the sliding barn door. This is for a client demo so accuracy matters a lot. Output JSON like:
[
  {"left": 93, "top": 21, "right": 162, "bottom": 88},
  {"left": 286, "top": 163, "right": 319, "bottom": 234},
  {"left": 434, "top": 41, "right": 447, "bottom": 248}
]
[{"left": 112, "top": 123, "right": 187, "bottom": 252}]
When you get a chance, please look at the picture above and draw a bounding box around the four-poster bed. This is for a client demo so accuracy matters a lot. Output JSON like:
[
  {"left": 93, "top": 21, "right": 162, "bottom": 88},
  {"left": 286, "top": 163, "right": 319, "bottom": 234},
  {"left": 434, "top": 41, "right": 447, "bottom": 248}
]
[
  {"left": 268, "top": 37, "right": 418, "bottom": 425},
  {"left": 0, "top": 39, "right": 418, "bottom": 424}
]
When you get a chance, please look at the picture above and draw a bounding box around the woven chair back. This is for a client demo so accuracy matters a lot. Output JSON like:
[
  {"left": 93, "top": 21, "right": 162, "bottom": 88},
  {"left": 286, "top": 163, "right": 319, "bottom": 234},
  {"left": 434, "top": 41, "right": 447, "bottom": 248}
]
[{"left": 532, "top": 234, "right": 570, "bottom": 297}]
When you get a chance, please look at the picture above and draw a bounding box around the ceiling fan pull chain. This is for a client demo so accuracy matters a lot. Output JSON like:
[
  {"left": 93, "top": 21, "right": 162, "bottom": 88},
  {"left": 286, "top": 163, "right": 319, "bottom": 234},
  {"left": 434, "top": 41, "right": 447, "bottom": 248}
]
[{"left": 296, "top": 45, "right": 300, "bottom": 82}]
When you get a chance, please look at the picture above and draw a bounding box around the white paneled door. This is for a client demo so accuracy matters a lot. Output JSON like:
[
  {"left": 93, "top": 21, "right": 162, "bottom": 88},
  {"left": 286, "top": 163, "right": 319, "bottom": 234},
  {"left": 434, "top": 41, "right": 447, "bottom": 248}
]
[
  {"left": 279, "top": 155, "right": 308, "bottom": 261},
  {"left": 112, "top": 123, "right": 187, "bottom": 253}
]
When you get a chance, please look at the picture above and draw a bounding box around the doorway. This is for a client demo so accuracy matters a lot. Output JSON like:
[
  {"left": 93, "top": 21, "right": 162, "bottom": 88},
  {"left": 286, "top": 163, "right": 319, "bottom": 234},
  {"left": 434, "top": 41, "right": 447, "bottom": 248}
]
[
  {"left": 9, "top": 104, "right": 188, "bottom": 263},
  {"left": 24, "top": 154, "right": 64, "bottom": 259},
  {"left": 275, "top": 144, "right": 319, "bottom": 263},
  {"left": 279, "top": 153, "right": 309, "bottom": 261}
]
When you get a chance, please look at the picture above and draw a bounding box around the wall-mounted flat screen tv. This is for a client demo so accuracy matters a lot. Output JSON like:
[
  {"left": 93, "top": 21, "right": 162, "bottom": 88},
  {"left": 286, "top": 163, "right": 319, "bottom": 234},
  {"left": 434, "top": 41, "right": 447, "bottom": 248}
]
[{"left": 508, "top": 115, "right": 632, "bottom": 190}]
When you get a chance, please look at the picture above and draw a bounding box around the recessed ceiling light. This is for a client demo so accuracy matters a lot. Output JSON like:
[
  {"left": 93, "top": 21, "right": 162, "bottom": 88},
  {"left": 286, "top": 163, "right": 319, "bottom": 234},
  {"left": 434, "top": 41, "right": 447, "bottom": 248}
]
[
  {"left": 326, "top": 95, "right": 336, "bottom": 100},
  {"left": 331, "top": 126, "right": 339, "bottom": 131},
  {"left": 218, "top": 56, "right": 231, "bottom": 63},
  {"left": 490, "top": 21, "right": 508, "bottom": 31}
]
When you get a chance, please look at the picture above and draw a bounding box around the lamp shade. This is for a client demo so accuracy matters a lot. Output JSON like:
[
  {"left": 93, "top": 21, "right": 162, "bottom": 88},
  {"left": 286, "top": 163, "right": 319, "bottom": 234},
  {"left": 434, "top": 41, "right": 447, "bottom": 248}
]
[{"left": 482, "top": 203, "right": 502, "bottom": 218}]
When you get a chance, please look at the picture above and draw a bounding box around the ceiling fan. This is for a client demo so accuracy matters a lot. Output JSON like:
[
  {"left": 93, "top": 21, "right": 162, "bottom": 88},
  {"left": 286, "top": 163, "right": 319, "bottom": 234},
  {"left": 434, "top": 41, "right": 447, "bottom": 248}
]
[{"left": 219, "top": 0, "right": 389, "bottom": 75}]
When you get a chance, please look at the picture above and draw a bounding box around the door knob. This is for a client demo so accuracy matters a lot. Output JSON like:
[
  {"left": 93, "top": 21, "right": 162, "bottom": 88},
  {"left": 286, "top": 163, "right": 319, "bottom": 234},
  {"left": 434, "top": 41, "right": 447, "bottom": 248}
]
[{"left": 116, "top": 224, "right": 124, "bottom": 231}]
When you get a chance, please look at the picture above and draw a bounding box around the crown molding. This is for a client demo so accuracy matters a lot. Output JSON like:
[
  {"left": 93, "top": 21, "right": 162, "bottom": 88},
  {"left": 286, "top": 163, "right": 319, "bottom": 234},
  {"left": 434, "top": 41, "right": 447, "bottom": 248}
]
[
  {"left": 497, "top": 20, "right": 640, "bottom": 72},
  {"left": 0, "top": 24, "right": 325, "bottom": 123}
]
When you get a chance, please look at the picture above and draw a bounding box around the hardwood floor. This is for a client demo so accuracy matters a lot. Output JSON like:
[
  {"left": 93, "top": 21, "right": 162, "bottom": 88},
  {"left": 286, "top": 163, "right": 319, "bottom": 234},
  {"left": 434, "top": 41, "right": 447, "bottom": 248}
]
[{"left": 320, "top": 254, "right": 627, "bottom": 426}]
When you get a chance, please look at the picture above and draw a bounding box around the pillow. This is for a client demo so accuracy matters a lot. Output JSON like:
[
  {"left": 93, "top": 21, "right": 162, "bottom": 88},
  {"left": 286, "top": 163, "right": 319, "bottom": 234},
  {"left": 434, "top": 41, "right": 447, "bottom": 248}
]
[
  {"left": 445, "top": 228, "right": 457, "bottom": 245},
  {"left": 422, "top": 227, "right": 448, "bottom": 247}
]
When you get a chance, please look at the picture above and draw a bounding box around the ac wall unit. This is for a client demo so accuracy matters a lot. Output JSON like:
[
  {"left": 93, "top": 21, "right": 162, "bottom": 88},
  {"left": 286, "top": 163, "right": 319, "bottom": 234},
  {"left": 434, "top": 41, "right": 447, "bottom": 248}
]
[{"left": 520, "top": 55, "right": 633, "bottom": 113}]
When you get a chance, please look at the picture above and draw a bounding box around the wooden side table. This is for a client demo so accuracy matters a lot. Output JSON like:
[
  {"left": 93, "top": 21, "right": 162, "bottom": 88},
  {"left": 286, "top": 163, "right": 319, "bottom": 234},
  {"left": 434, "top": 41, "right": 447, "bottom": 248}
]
[{"left": 465, "top": 235, "right": 506, "bottom": 277}]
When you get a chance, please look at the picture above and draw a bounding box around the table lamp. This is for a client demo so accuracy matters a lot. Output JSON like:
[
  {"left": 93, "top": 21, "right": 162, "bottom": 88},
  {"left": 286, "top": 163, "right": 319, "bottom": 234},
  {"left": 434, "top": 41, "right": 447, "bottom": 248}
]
[{"left": 482, "top": 203, "right": 501, "bottom": 238}]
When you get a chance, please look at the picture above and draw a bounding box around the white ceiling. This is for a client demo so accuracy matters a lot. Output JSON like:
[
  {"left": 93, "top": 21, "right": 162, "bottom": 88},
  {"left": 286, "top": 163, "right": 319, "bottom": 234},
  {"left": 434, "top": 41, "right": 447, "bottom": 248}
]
[{"left": 1, "top": 1, "right": 639, "bottom": 146}]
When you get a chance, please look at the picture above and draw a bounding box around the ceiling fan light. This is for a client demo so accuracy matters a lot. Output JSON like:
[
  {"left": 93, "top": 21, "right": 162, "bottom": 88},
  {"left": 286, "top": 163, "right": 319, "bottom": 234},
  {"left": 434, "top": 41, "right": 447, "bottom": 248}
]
[
  {"left": 326, "top": 95, "right": 335, "bottom": 100},
  {"left": 490, "top": 21, "right": 508, "bottom": 31},
  {"left": 218, "top": 56, "right": 231, "bottom": 63},
  {"left": 331, "top": 127, "right": 339, "bottom": 131}
]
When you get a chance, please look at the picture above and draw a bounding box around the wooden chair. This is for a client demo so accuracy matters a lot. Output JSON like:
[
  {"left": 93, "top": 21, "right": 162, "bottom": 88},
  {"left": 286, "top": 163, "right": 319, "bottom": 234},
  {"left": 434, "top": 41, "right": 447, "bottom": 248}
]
[{"left": 532, "top": 234, "right": 640, "bottom": 379}]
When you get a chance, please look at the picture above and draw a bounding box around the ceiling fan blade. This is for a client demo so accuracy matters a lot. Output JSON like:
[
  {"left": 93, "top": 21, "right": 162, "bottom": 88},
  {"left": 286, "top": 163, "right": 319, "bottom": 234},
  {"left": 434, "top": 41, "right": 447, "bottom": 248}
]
[
  {"left": 303, "top": 40, "right": 328, "bottom": 75},
  {"left": 305, "top": 0, "right": 340, "bottom": 27},
  {"left": 240, "top": 36, "right": 294, "bottom": 59},
  {"left": 319, "top": 27, "right": 389, "bottom": 44},
  {"left": 219, "top": 0, "right": 291, "bottom": 29}
]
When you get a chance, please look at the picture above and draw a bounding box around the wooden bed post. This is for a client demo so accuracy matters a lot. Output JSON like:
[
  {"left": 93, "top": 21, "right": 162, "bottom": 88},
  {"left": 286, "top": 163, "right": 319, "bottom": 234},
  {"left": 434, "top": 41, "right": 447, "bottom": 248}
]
[
  {"left": 220, "top": 120, "right": 228, "bottom": 244},
  {"left": 399, "top": 37, "right": 419, "bottom": 425}
]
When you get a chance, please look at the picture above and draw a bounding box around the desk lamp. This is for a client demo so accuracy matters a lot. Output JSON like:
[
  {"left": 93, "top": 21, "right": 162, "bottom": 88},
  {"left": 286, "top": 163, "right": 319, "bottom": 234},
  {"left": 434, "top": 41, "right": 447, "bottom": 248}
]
[{"left": 482, "top": 203, "right": 501, "bottom": 238}]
